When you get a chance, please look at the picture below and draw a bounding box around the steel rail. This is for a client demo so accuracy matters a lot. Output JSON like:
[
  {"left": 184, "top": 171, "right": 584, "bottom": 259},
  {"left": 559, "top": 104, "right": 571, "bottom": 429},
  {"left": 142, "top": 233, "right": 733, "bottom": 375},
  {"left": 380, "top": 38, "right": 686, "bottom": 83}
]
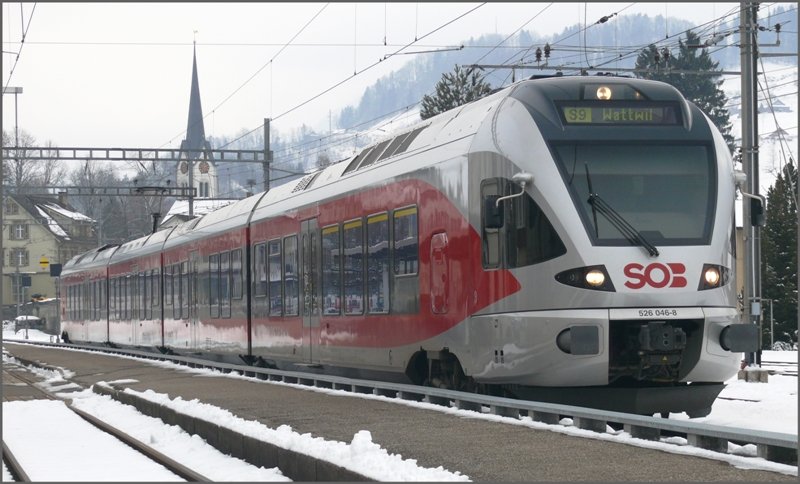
[
  {"left": 2, "top": 440, "right": 31, "bottom": 482},
  {"left": 4, "top": 358, "right": 211, "bottom": 482},
  {"left": 7, "top": 339, "right": 799, "bottom": 466}
]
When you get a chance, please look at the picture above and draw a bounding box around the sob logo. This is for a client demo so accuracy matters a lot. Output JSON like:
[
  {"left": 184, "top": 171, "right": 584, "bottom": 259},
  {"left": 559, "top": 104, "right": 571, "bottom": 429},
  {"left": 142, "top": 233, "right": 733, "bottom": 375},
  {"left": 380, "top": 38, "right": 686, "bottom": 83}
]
[{"left": 624, "top": 262, "right": 687, "bottom": 289}]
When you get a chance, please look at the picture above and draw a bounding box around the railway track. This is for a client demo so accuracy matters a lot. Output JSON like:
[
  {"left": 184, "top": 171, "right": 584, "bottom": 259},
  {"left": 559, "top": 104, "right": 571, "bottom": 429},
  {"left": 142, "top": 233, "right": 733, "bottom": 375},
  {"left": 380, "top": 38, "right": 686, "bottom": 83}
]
[
  {"left": 760, "top": 360, "right": 798, "bottom": 377},
  {"left": 4, "top": 338, "right": 798, "bottom": 468},
  {"left": 1, "top": 358, "right": 209, "bottom": 482}
]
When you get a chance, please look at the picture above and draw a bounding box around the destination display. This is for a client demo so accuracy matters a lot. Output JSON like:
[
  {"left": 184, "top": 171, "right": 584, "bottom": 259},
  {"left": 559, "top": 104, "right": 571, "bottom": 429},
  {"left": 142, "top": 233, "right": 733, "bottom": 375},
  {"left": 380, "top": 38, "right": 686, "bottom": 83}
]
[{"left": 560, "top": 103, "right": 681, "bottom": 125}]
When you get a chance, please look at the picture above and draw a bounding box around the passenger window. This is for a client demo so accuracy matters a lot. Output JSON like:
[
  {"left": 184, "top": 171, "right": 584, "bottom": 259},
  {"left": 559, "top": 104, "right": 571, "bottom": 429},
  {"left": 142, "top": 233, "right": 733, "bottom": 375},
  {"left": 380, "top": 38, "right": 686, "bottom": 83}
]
[
  {"left": 209, "top": 255, "right": 219, "bottom": 318},
  {"left": 231, "top": 249, "right": 243, "bottom": 300},
  {"left": 322, "top": 224, "right": 342, "bottom": 315},
  {"left": 367, "top": 213, "right": 390, "bottom": 314},
  {"left": 283, "top": 235, "right": 299, "bottom": 316},
  {"left": 268, "top": 240, "right": 282, "bottom": 316},
  {"left": 220, "top": 253, "right": 231, "bottom": 318},
  {"left": 254, "top": 243, "right": 267, "bottom": 297},
  {"left": 343, "top": 219, "right": 364, "bottom": 315},
  {"left": 393, "top": 206, "right": 418, "bottom": 275}
]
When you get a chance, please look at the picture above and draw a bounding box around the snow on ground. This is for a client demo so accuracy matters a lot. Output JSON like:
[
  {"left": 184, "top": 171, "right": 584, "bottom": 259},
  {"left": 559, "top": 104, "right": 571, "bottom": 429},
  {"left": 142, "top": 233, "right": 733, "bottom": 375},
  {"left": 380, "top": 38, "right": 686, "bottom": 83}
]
[
  {"left": 2, "top": 329, "right": 797, "bottom": 479},
  {"left": 2, "top": 399, "right": 183, "bottom": 481}
]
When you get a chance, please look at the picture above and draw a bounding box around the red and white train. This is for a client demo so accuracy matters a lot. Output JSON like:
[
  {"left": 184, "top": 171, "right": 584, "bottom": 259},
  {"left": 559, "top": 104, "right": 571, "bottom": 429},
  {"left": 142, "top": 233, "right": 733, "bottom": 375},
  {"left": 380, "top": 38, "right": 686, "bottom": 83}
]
[{"left": 61, "top": 75, "right": 757, "bottom": 416}]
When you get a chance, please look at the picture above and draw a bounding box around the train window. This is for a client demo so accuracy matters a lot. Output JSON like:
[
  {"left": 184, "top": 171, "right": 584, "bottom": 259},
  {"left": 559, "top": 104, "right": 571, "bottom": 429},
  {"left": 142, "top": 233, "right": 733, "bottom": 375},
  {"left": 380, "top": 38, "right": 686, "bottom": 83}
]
[
  {"left": 321, "top": 224, "right": 342, "bottom": 315},
  {"left": 120, "top": 276, "right": 127, "bottom": 320},
  {"left": 109, "top": 279, "right": 116, "bottom": 320},
  {"left": 506, "top": 187, "right": 566, "bottom": 268},
  {"left": 254, "top": 243, "right": 267, "bottom": 297},
  {"left": 268, "top": 240, "right": 282, "bottom": 316},
  {"left": 220, "top": 254, "right": 231, "bottom": 318},
  {"left": 139, "top": 272, "right": 147, "bottom": 320},
  {"left": 152, "top": 270, "right": 160, "bottom": 309},
  {"left": 481, "top": 179, "right": 504, "bottom": 269},
  {"left": 173, "top": 264, "right": 182, "bottom": 320},
  {"left": 367, "top": 213, "right": 390, "bottom": 314},
  {"left": 283, "top": 236, "right": 299, "bottom": 317},
  {"left": 231, "top": 249, "right": 243, "bottom": 300},
  {"left": 553, "top": 143, "right": 714, "bottom": 245},
  {"left": 182, "top": 261, "right": 190, "bottom": 319},
  {"left": 481, "top": 178, "right": 566, "bottom": 269},
  {"left": 343, "top": 218, "right": 364, "bottom": 315},
  {"left": 209, "top": 254, "right": 219, "bottom": 318},
  {"left": 92, "top": 280, "right": 97, "bottom": 321},
  {"left": 164, "top": 266, "right": 172, "bottom": 307},
  {"left": 393, "top": 206, "right": 418, "bottom": 276}
]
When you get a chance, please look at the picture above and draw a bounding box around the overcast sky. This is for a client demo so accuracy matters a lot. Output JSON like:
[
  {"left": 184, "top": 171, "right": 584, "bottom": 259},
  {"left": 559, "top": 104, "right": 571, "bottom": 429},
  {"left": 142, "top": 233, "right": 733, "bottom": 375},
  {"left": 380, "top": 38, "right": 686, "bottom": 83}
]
[{"left": 0, "top": 2, "right": 772, "bottom": 148}]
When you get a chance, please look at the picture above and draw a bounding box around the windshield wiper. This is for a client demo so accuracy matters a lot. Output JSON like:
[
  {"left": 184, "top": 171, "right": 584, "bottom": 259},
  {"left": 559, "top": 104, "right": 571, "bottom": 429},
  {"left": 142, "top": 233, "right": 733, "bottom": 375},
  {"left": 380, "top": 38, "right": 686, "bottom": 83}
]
[{"left": 584, "top": 164, "right": 660, "bottom": 257}]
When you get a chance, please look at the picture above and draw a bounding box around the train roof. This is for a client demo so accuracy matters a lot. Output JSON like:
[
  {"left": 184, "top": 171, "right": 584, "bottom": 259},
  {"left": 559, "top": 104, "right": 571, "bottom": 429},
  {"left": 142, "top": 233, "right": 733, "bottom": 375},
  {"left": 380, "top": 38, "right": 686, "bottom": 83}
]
[{"left": 61, "top": 243, "right": 119, "bottom": 276}]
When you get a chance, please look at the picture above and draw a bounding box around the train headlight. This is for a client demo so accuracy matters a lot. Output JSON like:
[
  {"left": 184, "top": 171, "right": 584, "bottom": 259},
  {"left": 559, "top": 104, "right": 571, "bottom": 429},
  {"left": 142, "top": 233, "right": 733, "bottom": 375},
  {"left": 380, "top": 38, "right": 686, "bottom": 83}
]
[
  {"left": 596, "top": 86, "right": 612, "bottom": 100},
  {"left": 555, "top": 265, "right": 615, "bottom": 292},
  {"left": 698, "top": 264, "right": 729, "bottom": 290},
  {"left": 704, "top": 267, "right": 720, "bottom": 286},
  {"left": 585, "top": 269, "right": 606, "bottom": 287}
]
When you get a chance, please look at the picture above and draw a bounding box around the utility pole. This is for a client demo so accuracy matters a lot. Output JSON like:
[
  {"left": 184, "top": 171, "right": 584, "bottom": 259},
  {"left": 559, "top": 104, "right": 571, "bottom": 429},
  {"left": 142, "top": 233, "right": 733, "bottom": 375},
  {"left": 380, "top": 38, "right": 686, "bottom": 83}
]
[
  {"left": 263, "top": 118, "right": 272, "bottom": 193},
  {"left": 740, "top": 1, "right": 763, "bottom": 367},
  {"left": 2, "top": 87, "right": 23, "bottom": 319}
]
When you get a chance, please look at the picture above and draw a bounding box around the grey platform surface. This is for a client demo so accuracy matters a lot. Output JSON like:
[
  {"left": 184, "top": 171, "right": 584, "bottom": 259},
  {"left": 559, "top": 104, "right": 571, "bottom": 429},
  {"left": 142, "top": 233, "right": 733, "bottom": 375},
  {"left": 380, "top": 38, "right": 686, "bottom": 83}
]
[{"left": 3, "top": 343, "right": 795, "bottom": 482}]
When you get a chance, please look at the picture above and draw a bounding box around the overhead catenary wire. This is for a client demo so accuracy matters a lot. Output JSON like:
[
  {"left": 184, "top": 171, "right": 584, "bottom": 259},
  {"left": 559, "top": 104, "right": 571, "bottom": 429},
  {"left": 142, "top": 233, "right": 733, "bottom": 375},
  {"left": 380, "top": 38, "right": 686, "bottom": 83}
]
[
  {"left": 3, "top": 2, "right": 37, "bottom": 93},
  {"left": 218, "top": 3, "right": 488, "bottom": 150}
]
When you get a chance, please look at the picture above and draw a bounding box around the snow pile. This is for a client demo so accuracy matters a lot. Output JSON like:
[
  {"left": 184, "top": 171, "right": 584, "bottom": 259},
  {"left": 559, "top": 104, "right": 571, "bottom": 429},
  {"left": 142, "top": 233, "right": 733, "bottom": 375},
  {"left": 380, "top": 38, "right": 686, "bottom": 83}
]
[{"left": 129, "top": 387, "right": 469, "bottom": 481}]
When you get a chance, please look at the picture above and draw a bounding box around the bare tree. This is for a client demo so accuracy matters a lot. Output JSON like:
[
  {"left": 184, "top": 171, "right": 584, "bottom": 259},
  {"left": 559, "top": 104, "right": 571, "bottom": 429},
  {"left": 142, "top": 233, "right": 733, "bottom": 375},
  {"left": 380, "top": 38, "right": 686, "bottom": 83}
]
[
  {"left": 2, "top": 130, "right": 68, "bottom": 193},
  {"left": 2, "top": 129, "right": 40, "bottom": 190}
]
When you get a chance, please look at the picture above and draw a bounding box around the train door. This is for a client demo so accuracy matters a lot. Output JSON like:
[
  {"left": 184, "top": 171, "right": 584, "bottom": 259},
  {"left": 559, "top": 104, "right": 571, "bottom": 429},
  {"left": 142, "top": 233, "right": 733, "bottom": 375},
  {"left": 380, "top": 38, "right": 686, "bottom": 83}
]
[
  {"left": 300, "top": 218, "right": 321, "bottom": 364},
  {"left": 189, "top": 251, "right": 200, "bottom": 349}
]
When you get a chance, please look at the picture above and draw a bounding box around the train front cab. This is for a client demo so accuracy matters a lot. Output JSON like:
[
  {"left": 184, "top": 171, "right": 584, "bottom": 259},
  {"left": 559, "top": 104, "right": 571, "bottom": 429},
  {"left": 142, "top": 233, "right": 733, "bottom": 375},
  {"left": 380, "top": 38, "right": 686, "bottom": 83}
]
[{"left": 464, "top": 77, "right": 758, "bottom": 415}]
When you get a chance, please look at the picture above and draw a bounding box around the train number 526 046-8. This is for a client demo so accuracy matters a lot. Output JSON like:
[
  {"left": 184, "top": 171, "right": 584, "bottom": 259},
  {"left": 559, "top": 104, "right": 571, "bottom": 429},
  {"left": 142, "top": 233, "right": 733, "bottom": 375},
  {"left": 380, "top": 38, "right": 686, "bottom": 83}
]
[{"left": 638, "top": 308, "right": 679, "bottom": 317}]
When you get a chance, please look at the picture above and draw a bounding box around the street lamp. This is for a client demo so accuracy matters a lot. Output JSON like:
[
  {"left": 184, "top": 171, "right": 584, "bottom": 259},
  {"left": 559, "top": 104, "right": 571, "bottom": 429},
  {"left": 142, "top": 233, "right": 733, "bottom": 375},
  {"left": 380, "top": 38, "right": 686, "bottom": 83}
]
[{"left": 1, "top": 86, "right": 23, "bottom": 316}]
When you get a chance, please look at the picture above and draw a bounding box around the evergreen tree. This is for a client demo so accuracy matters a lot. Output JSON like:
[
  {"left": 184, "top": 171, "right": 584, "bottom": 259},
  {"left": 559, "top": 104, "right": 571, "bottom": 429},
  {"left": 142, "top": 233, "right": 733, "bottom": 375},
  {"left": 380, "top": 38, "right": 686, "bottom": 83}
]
[
  {"left": 761, "top": 164, "right": 798, "bottom": 347},
  {"left": 634, "top": 31, "right": 735, "bottom": 151},
  {"left": 420, "top": 65, "right": 492, "bottom": 120}
]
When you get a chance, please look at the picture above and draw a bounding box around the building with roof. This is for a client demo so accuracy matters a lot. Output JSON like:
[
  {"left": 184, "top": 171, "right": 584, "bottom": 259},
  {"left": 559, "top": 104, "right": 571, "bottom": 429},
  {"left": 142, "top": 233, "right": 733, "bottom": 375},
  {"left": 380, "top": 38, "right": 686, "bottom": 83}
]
[
  {"left": 159, "top": 198, "right": 239, "bottom": 230},
  {"left": 175, "top": 43, "right": 219, "bottom": 200},
  {"left": 2, "top": 193, "right": 97, "bottom": 321}
]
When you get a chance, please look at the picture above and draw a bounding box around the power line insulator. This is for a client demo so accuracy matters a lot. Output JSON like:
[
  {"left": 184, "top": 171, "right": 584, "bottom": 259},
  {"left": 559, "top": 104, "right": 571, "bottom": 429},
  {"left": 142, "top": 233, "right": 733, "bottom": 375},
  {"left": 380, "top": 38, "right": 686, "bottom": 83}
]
[
  {"left": 544, "top": 43, "right": 551, "bottom": 59},
  {"left": 661, "top": 48, "right": 671, "bottom": 63},
  {"left": 654, "top": 51, "right": 661, "bottom": 64},
  {"left": 535, "top": 47, "right": 542, "bottom": 62}
]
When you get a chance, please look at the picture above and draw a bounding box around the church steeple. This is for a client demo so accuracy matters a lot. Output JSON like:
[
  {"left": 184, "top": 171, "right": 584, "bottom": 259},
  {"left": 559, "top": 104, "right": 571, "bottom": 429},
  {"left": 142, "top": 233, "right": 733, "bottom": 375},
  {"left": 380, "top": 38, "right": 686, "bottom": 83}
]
[
  {"left": 184, "top": 41, "right": 207, "bottom": 159},
  {"left": 177, "top": 41, "right": 217, "bottom": 200}
]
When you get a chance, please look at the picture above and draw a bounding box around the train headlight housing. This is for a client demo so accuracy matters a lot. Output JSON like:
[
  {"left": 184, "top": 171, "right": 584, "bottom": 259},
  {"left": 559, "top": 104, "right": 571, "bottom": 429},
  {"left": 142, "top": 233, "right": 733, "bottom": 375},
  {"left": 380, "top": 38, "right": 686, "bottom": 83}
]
[
  {"left": 698, "top": 264, "right": 730, "bottom": 290},
  {"left": 555, "top": 265, "right": 615, "bottom": 292}
]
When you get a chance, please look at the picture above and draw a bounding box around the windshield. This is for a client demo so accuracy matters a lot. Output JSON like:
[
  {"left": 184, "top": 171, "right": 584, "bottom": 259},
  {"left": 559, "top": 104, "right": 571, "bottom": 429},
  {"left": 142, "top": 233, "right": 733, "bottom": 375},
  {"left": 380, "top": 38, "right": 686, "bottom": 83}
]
[{"left": 553, "top": 143, "right": 715, "bottom": 246}]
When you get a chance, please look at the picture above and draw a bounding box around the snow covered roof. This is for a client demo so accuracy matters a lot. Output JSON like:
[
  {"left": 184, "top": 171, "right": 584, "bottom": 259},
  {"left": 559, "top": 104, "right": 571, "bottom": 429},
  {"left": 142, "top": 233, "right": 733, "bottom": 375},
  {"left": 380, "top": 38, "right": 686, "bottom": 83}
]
[
  {"left": 8, "top": 194, "right": 95, "bottom": 242},
  {"left": 42, "top": 202, "right": 95, "bottom": 222},
  {"left": 35, "top": 206, "right": 70, "bottom": 239},
  {"left": 159, "top": 199, "right": 239, "bottom": 228}
]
